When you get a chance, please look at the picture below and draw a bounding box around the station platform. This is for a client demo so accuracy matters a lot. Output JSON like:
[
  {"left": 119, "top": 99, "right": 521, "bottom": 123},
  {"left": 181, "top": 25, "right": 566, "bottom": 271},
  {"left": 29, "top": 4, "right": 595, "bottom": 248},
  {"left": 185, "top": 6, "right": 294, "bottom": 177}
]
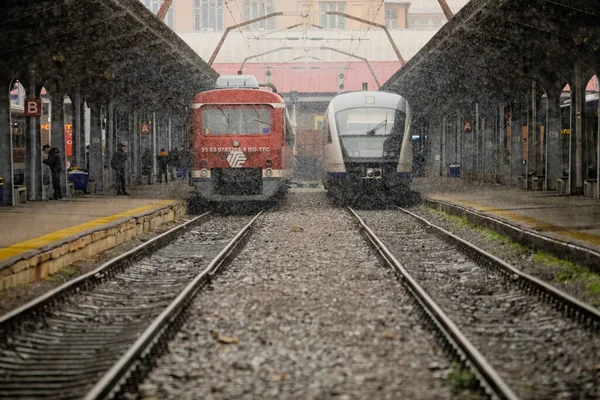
[
  {"left": 413, "top": 177, "right": 600, "bottom": 270},
  {"left": 0, "top": 181, "right": 192, "bottom": 290}
]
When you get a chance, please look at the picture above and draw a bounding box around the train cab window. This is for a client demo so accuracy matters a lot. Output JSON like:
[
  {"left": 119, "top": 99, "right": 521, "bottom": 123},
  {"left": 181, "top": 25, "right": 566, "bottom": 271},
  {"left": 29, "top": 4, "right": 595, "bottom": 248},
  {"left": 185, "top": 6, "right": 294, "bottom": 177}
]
[{"left": 202, "top": 106, "right": 271, "bottom": 135}]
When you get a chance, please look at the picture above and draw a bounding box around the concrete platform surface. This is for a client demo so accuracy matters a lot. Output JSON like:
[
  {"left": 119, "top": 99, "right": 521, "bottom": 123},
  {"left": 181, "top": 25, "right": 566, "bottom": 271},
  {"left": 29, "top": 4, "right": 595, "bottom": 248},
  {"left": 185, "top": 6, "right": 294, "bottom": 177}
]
[
  {"left": 0, "top": 181, "right": 191, "bottom": 263},
  {"left": 0, "top": 181, "right": 191, "bottom": 290},
  {"left": 413, "top": 177, "right": 600, "bottom": 254}
]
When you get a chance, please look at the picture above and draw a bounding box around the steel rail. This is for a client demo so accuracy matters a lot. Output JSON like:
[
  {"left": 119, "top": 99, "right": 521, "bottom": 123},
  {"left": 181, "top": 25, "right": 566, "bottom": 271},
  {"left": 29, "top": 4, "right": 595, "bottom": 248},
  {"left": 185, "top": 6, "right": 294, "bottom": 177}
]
[
  {"left": 397, "top": 206, "right": 600, "bottom": 330},
  {"left": 422, "top": 196, "right": 600, "bottom": 273},
  {"left": 348, "top": 207, "right": 519, "bottom": 400},
  {"left": 84, "top": 211, "right": 263, "bottom": 400},
  {"left": 0, "top": 211, "right": 211, "bottom": 338}
]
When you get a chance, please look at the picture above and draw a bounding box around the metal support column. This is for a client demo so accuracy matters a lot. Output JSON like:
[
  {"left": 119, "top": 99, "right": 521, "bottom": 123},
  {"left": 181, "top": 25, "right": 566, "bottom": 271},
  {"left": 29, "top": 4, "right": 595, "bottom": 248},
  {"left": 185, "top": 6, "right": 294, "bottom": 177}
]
[
  {"left": 570, "top": 64, "right": 584, "bottom": 194},
  {"left": 597, "top": 77, "right": 600, "bottom": 198},
  {"left": 457, "top": 111, "right": 462, "bottom": 169},
  {"left": 441, "top": 116, "right": 447, "bottom": 177},
  {"left": 0, "top": 68, "right": 13, "bottom": 205},
  {"left": 107, "top": 96, "right": 115, "bottom": 190},
  {"left": 72, "top": 85, "right": 84, "bottom": 168},
  {"left": 482, "top": 105, "right": 495, "bottom": 182},
  {"left": 152, "top": 111, "right": 157, "bottom": 177},
  {"left": 511, "top": 100, "right": 524, "bottom": 187},
  {"left": 26, "top": 65, "right": 43, "bottom": 200},
  {"left": 131, "top": 109, "right": 140, "bottom": 185},
  {"left": 530, "top": 81, "right": 537, "bottom": 180},
  {"left": 88, "top": 103, "right": 104, "bottom": 192},
  {"left": 168, "top": 116, "right": 172, "bottom": 150},
  {"left": 545, "top": 89, "right": 561, "bottom": 191},
  {"left": 50, "top": 80, "right": 67, "bottom": 197},
  {"left": 474, "top": 103, "right": 479, "bottom": 181}
]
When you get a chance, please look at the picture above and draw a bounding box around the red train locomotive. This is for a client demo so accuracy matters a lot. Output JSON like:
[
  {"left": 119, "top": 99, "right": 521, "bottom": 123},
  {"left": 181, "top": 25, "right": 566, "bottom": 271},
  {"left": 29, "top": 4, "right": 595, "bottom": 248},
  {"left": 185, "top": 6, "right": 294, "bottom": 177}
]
[{"left": 190, "top": 75, "right": 294, "bottom": 203}]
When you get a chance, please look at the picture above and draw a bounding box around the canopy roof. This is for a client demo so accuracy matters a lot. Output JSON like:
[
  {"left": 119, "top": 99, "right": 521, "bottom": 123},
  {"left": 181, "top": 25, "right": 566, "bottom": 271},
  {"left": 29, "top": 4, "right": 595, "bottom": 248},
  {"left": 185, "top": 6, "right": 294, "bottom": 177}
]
[
  {"left": 382, "top": 0, "right": 600, "bottom": 113},
  {"left": 0, "top": 0, "right": 218, "bottom": 108}
]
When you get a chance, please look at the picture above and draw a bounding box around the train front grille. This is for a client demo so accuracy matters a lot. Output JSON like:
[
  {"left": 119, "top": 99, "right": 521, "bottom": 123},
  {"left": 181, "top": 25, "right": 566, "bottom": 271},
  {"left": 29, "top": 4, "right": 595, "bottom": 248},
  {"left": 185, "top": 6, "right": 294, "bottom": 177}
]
[{"left": 212, "top": 168, "right": 263, "bottom": 195}]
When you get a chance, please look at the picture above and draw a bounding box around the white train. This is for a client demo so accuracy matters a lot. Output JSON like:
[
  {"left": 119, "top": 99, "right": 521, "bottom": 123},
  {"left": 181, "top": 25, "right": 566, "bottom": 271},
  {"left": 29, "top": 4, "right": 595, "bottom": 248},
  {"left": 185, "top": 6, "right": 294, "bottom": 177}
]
[{"left": 322, "top": 91, "right": 413, "bottom": 204}]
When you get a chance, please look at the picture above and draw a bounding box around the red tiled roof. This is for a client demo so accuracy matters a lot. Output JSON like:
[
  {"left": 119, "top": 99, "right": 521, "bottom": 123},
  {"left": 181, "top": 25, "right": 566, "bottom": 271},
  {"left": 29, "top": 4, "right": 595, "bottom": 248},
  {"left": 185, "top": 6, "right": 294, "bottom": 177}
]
[{"left": 212, "top": 61, "right": 403, "bottom": 93}]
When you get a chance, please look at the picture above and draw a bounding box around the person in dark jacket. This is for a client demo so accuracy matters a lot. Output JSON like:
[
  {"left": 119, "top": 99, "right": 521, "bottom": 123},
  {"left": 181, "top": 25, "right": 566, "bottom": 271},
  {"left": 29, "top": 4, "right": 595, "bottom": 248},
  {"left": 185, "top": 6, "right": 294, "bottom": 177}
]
[
  {"left": 42, "top": 144, "right": 62, "bottom": 200},
  {"left": 157, "top": 148, "right": 169, "bottom": 184},
  {"left": 111, "top": 143, "right": 129, "bottom": 195}
]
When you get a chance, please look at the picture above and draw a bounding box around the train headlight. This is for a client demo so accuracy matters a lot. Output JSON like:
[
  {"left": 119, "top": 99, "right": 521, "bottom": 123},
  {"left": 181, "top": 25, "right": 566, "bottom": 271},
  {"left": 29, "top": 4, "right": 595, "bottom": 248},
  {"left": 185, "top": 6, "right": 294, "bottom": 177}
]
[
  {"left": 265, "top": 168, "right": 273, "bottom": 177},
  {"left": 233, "top": 140, "right": 240, "bottom": 148},
  {"left": 201, "top": 159, "right": 207, "bottom": 168},
  {"left": 200, "top": 168, "right": 209, "bottom": 177},
  {"left": 353, "top": 151, "right": 360, "bottom": 157},
  {"left": 383, "top": 151, "right": 388, "bottom": 157},
  {"left": 265, "top": 159, "right": 273, "bottom": 168},
  {"left": 364, "top": 168, "right": 382, "bottom": 179}
]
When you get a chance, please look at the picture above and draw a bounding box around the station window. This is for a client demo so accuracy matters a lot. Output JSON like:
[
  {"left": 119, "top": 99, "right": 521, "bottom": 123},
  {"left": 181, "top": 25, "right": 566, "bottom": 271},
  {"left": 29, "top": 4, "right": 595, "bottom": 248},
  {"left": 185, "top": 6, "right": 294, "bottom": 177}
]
[
  {"left": 145, "top": 0, "right": 174, "bottom": 28},
  {"left": 195, "top": 0, "right": 224, "bottom": 31},
  {"left": 385, "top": 8, "right": 398, "bottom": 30},
  {"left": 320, "top": 2, "right": 345, "bottom": 29},
  {"left": 244, "top": 0, "right": 275, "bottom": 30}
]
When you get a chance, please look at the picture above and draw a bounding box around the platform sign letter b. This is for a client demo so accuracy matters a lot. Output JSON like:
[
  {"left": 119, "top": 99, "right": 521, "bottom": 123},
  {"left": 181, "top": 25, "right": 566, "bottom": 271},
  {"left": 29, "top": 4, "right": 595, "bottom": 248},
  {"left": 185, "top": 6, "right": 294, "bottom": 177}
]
[{"left": 24, "top": 99, "right": 42, "bottom": 116}]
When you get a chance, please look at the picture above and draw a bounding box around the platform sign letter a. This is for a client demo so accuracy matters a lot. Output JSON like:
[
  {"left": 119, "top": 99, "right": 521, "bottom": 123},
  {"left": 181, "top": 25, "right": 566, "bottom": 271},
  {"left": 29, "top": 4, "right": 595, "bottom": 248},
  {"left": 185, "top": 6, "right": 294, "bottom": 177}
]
[
  {"left": 140, "top": 123, "right": 151, "bottom": 134},
  {"left": 24, "top": 99, "right": 42, "bottom": 116},
  {"left": 462, "top": 117, "right": 473, "bottom": 133}
]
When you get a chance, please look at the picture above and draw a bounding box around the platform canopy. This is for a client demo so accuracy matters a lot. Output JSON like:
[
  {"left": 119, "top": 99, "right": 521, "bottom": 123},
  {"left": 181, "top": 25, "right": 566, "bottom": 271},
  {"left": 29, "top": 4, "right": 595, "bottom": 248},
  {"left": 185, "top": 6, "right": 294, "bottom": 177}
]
[
  {"left": 0, "top": 0, "right": 218, "bottom": 106},
  {"left": 382, "top": 0, "right": 600, "bottom": 113}
]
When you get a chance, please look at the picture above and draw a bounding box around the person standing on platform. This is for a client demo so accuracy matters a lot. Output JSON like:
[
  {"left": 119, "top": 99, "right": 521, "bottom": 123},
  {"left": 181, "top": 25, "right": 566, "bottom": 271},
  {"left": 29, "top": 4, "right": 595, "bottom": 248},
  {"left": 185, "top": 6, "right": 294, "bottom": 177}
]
[
  {"left": 157, "top": 148, "right": 169, "bottom": 184},
  {"left": 42, "top": 144, "right": 63, "bottom": 200},
  {"left": 169, "top": 147, "right": 180, "bottom": 180},
  {"left": 111, "top": 143, "right": 129, "bottom": 196}
]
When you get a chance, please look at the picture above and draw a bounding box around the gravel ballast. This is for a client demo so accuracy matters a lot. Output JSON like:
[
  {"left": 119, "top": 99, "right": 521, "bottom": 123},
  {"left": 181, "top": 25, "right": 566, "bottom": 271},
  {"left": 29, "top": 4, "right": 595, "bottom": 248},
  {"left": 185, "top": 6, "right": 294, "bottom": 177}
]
[
  {"left": 412, "top": 204, "right": 600, "bottom": 308},
  {"left": 359, "top": 209, "right": 600, "bottom": 400},
  {"left": 136, "top": 191, "right": 476, "bottom": 400}
]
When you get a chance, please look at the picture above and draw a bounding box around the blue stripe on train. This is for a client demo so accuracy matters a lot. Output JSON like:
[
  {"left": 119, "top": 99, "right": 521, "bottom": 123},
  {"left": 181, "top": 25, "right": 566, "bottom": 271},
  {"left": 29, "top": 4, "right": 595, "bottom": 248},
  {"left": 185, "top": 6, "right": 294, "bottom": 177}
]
[{"left": 327, "top": 172, "right": 347, "bottom": 179}]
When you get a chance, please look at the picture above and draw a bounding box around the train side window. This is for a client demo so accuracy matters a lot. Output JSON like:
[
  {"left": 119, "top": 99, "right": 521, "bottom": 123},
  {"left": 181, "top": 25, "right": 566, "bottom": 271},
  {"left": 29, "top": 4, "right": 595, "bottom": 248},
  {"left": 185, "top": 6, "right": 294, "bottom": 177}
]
[{"left": 323, "top": 114, "right": 332, "bottom": 144}]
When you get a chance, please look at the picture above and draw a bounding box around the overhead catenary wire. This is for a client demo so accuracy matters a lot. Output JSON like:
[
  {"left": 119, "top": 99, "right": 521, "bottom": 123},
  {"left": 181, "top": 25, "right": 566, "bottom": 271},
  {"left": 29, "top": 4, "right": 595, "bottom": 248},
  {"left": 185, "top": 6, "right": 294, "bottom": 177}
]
[
  {"left": 343, "top": 0, "right": 385, "bottom": 71},
  {"left": 223, "top": 0, "right": 266, "bottom": 71}
]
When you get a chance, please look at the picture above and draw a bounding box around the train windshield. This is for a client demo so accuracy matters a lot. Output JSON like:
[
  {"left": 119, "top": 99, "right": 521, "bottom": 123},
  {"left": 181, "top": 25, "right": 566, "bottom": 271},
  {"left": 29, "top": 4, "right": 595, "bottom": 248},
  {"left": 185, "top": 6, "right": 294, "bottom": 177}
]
[
  {"left": 335, "top": 107, "right": 405, "bottom": 159},
  {"left": 202, "top": 106, "right": 271, "bottom": 135}
]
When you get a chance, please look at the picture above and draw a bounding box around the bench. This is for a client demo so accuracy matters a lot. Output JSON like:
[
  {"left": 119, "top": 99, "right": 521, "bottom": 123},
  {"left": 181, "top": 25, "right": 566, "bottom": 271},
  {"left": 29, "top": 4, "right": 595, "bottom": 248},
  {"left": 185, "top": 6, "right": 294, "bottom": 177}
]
[
  {"left": 14, "top": 185, "right": 27, "bottom": 203},
  {"left": 557, "top": 176, "right": 569, "bottom": 195},
  {"left": 532, "top": 175, "right": 545, "bottom": 191},
  {"left": 584, "top": 179, "right": 597, "bottom": 198}
]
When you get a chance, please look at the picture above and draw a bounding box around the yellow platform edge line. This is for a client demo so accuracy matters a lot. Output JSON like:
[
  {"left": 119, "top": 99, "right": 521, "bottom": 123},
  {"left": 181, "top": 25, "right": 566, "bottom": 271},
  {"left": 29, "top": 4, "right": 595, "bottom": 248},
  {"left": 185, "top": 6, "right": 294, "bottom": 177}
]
[
  {"left": 0, "top": 200, "right": 177, "bottom": 263},
  {"left": 429, "top": 194, "right": 600, "bottom": 246}
]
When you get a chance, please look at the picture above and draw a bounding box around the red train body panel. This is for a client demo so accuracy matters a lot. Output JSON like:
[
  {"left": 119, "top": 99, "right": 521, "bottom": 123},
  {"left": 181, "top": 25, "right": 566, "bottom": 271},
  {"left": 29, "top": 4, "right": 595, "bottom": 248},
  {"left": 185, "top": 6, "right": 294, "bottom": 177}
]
[{"left": 191, "top": 78, "right": 294, "bottom": 203}]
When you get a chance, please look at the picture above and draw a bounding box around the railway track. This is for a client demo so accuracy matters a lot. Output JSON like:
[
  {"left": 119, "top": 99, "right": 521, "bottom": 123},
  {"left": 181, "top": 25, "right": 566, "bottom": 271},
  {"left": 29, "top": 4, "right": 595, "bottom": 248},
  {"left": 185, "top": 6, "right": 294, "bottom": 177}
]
[
  {"left": 351, "top": 206, "right": 600, "bottom": 400},
  {"left": 0, "top": 211, "right": 262, "bottom": 400}
]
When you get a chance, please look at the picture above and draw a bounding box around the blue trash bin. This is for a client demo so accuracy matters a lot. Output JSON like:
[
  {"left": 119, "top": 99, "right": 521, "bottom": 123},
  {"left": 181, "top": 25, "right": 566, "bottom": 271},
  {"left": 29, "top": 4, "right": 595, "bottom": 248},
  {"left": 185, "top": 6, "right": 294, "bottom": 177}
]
[
  {"left": 68, "top": 170, "right": 89, "bottom": 192},
  {"left": 449, "top": 163, "right": 461, "bottom": 178}
]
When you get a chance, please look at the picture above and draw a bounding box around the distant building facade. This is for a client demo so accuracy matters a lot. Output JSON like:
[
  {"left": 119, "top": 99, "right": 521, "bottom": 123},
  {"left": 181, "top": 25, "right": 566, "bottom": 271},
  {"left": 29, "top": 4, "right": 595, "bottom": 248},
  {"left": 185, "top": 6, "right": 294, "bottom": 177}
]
[
  {"left": 140, "top": 0, "right": 471, "bottom": 32},
  {"left": 141, "top": 0, "right": 415, "bottom": 32},
  {"left": 406, "top": 0, "right": 469, "bottom": 28}
]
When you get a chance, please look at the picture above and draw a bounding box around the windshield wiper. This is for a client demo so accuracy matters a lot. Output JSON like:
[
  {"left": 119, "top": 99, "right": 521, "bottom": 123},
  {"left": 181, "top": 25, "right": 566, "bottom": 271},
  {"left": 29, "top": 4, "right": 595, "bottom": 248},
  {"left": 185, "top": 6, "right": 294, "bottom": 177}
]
[
  {"left": 367, "top": 118, "right": 387, "bottom": 135},
  {"left": 217, "top": 105, "right": 229, "bottom": 126}
]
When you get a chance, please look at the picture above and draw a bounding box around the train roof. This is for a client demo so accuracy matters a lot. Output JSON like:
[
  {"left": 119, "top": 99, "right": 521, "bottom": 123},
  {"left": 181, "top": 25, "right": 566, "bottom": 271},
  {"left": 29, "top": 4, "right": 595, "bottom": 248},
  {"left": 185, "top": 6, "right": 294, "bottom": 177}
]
[
  {"left": 192, "top": 87, "right": 285, "bottom": 106},
  {"left": 328, "top": 91, "right": 408, "bottom": 113}
]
